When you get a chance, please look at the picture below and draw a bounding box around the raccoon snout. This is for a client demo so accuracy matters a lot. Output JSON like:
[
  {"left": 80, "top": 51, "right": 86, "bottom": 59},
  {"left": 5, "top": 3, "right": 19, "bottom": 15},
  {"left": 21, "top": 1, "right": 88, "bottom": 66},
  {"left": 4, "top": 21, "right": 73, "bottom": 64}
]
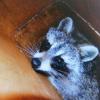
[{"left": 31, "top": 58, "right": 41, "bottom": 69}]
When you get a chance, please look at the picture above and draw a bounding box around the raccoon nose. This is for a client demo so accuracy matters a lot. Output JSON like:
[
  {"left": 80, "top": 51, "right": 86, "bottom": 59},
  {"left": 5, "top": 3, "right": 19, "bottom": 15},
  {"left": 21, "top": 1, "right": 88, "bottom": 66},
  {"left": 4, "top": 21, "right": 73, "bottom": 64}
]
[{"left": 31, "top": 58, "right": 41, "bottom": 69}]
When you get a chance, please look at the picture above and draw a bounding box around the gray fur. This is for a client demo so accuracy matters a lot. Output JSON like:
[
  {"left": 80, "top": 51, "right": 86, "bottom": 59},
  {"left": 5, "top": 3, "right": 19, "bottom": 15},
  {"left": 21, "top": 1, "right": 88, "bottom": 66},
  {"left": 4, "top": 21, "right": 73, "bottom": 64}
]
[{"left": 31, "top": 17, "right": 99, "bottom": 100}]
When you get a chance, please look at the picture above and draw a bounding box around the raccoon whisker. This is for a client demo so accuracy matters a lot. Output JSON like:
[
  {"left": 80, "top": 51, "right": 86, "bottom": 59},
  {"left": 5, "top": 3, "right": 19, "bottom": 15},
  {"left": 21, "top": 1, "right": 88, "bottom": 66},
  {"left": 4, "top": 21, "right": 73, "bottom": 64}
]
[
  {"left": 56, "top": 69, "right": 68, "bottom": 76},
  {"left": 26, "top": 48, "right": 34, "bottom": 54},
  {"left": 26, "top": 43, "right": 35, "bottom": 52},
  {"left": 17, "top": 45, "right": 30, "bottom": 54},
  {"left": 25, "top": 45, "right": 39, "bottom": 57},
  {"left": 50, "top": 72, "right": 57, "bottom": 77},
  {"left": 26, "top": 41, "right": 40, "bottom": 52},
  {"left": 17, "top": 44, "right": 37, "bottom": 57},
  {"left": 58, "top": 74, "right": 64, "bottom": 79},
  {"left": 16, "top": 45, "right": 33, "bottom": 58},
  {"left": 27, "top": 42, "right": 33, "bottom": 47},
  {"left": 27, "top": 41, "right": 37, "bottom": 49},
  {"left": 50, "top": 71, "right": 63, "bottom": 79},
  {"left": 58, "top": 73, "right": 65, "bottom": 79},
  {"left": 24, "top": 48, "right": 33, "bottom": 55},
  {"left": 24, "top": 53, "right": 33, "bottom": 58},
  {"left": 49, "top": 69, "right": 67, "bottom": 79},
  {"left": 22, "top": 49, "right": 33, "bottom": 58}
]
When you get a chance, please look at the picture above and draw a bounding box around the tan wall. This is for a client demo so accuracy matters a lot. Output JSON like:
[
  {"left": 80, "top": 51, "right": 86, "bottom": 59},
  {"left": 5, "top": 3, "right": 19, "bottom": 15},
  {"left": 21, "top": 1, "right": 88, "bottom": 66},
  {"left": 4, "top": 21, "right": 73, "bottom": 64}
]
[{"left": 0, "top": 34, "right": 61, "bottom": 100}]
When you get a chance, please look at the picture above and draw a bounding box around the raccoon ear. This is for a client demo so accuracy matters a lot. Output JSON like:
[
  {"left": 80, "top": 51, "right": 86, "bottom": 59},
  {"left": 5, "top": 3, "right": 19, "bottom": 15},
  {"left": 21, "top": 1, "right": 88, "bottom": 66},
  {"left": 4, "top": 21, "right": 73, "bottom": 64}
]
[
  {"left": 57, "top": 17, "right": 74, "bottom": 34},
  {"left": 79, "top": 45, "right": 99, "bottom": 62}
]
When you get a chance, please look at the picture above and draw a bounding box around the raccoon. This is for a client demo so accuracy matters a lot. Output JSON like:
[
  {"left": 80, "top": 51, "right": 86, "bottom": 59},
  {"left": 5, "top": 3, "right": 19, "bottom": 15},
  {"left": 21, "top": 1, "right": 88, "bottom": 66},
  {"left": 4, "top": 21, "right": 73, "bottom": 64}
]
[{"left": 31, "top": 17, "right": 99, "bottom": 100}]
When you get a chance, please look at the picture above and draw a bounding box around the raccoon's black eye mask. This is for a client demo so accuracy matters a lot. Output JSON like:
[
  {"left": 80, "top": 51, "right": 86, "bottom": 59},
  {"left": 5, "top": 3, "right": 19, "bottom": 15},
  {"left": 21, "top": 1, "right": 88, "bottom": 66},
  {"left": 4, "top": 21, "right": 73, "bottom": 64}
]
[
  {"left": 39, "top": 38, "right": 51, "bottom": 52},
  {"left": 51, "top": 56, "right": 69, "bottom": 75}
]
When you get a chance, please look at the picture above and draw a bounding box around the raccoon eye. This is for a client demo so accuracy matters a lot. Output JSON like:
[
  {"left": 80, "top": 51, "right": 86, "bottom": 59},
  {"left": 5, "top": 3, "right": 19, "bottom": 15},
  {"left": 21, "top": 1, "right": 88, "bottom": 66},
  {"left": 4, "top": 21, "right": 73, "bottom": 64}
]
[
  {"left": 39, "top": 38, "right": 51, "bottom": 52},
  {"left": 51, "top": 56, "right": 69, "bottom": 74}
]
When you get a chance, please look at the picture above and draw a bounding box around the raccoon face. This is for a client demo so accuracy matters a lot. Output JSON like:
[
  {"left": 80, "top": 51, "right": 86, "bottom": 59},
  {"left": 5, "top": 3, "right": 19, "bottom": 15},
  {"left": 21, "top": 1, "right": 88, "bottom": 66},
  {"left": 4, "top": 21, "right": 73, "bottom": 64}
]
[{"left": 32, "top": 17, "right": 99, "bottom": 77}]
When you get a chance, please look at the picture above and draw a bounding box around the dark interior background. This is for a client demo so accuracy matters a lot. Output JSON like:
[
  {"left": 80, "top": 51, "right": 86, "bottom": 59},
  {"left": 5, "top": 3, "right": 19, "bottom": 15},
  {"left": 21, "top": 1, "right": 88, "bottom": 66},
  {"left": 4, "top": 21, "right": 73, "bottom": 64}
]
[{"left": 64, "top": 0, "right": 100, "bottom": 33}]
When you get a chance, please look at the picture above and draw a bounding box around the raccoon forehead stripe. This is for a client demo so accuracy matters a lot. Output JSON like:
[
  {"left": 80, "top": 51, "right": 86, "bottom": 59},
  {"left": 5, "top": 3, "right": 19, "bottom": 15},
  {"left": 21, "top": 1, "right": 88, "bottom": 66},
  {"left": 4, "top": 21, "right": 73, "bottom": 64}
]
[
  {"left": 47, "top": 42, "right": 67, "bottom": 57},
  {"left": 34, "top": 51, "right": 46, "bottom": 58}
]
